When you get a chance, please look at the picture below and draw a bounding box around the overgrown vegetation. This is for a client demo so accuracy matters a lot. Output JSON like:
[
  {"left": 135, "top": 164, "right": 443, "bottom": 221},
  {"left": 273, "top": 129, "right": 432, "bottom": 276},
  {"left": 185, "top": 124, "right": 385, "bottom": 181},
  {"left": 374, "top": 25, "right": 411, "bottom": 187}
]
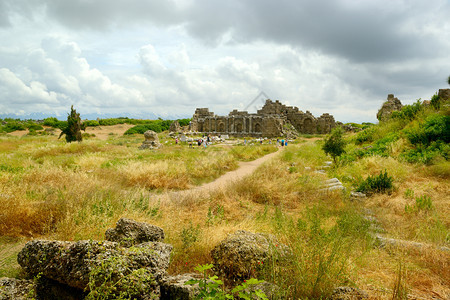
[
  {"left": 185, "top": 264, "right": 268, "bottom": 299},
  {"left": 0, "top": 91, "right": 449, "bottom": 299}
]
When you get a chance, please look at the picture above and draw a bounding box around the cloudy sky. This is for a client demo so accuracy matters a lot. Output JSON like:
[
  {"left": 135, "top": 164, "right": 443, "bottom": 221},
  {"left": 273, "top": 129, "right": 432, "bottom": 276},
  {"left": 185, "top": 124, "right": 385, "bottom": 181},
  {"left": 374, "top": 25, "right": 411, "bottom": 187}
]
[{"left": 1, "top": 0, "right": 449, "bottom": 123}]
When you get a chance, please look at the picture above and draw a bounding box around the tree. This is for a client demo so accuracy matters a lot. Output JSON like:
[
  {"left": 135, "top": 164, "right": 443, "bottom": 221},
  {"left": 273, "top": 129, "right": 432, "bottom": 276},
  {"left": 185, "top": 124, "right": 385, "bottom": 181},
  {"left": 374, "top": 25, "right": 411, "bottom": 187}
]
[
  {"left": 447, "top": 75, "right": 450, "bottom": 85},
  {"left": 59, "top": 105, "right": 86, "bottom": 142},
  {"left": 322, "top": 126, "right": 346, "bottom": 164}
]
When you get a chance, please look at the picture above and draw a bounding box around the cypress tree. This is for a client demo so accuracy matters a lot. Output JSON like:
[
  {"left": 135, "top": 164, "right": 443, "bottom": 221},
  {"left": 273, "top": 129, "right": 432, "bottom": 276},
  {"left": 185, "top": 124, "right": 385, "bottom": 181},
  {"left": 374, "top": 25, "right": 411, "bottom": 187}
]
[{"left": 59, "top": 105, "right": 86, "bottom": 142}]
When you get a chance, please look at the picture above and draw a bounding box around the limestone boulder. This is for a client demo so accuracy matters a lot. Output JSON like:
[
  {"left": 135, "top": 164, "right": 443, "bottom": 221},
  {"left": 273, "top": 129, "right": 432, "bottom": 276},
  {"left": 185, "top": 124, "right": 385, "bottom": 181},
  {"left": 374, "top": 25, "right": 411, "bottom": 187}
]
[
  {"left": 105, "top": 218, "right": 165, "bottom": 247},
  {"left": 139, "top": 130, "right": 161, "bottom": 150},
  {"left": 169, "top": 121, "right": 182, "bottom": 133},
  {"left": 211, "top": 230, "right": 291, "bottom": 282},
  {"left": 377, "top": 94, "right": 403, "bottom": 121},
  {"left": 160, "top": 273, "right": 202, "bottom": 300},
  {"left": 17, "top": 240, "right": 172, "bottom": 290},
  {"left": 0, "top": 278, "right": 34, "bottom": 300}
]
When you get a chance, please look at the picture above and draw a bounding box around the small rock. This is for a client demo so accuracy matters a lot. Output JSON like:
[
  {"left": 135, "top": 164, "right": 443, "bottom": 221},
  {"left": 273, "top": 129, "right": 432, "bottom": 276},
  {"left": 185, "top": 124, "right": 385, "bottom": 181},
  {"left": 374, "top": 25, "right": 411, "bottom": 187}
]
[
  {"left": 105, "top": 218, "right": 165, "bottom": 247},
  {"left": 331, "top": 286, "right": 369, "bottom": 300},
  {"left": 160, "top": 273, "right": 202, "bottom": 300},
  {"left": 0, "top": 278, "right": 35, "bottom": 300},
  {"left": 350, "top": 191, "right": 366, "bottom": 201}
]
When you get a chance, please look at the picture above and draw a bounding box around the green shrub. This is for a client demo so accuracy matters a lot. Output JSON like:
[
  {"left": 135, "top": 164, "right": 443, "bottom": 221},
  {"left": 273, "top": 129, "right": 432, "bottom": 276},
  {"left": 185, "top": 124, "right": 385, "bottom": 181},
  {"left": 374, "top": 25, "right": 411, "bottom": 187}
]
[
  {"left": 400, "top": 146, "right": 442, "bottom": 164},
  {"left": 83, "top": 120, "right": 100, "bottom": 127},
  {"left": 180, "top": 222, "right": 201, "bottom": 249},
  {"left": 356, "top": 170, "right": 394, "bottom": 194},
  {"left": 178, "top": 118, "right": 191, "bottom": 127},
  {"left": 405, "top": 195, "right": 433, "bottom": 212},
  {"left": 185, "top": 264, "right": 268, "bottom": 300},
  {"left": 98, "top": 118, "right": 126, "bottom": 126},
  {"left": 43, "top": 117, "right": 59, "bottom": 127},
  {"left": 124, "top": 120, "right": 172, "bottom": 135},
  {"left": 401, "top": 114, "right": 450, "bottom": 164},
  {"left": 322, "top": 126, "right": 346, "bottom": 164},
  {"left": 3, "top": 122, "right": 26, "bottom": 133},
  {"left": 43, "top": 117, "right": 68, "bottom": 129},
  {"left": 430, "top": 93, "right": 440, "bottom": 109},
  {"left": 355, "top": 126, "right": 377, "bottom": 145},
  {"left": 27, "top": 124, "right": 44, "bottom": 131},
  {"left": 391, "top": 100, "right": 422, "bottom": 121}
]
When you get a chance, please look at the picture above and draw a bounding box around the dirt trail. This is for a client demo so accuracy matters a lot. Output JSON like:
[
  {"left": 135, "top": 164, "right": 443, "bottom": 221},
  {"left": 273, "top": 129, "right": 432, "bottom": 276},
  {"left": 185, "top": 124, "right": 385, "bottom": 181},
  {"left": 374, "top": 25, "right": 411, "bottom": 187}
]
[
  {"left": 160, "top": 148, "right": 282, "bottom": 202},
  {"left": 194, "top": 149, "right": 281, "bottom": 192}
]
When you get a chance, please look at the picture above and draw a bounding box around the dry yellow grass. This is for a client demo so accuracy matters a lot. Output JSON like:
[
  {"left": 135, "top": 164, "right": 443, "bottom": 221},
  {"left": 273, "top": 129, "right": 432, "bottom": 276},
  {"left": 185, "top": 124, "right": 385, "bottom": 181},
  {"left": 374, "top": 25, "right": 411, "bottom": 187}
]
[{"left": 0, "top": 133, "right": 448, "bottom": 298}]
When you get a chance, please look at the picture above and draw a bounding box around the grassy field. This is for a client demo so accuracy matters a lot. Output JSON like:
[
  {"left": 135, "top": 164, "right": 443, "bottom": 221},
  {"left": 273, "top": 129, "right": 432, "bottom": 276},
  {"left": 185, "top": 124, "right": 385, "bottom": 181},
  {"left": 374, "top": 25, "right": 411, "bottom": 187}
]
[{"left": 0, "top": 125, "right": 448, "bottom": 299}]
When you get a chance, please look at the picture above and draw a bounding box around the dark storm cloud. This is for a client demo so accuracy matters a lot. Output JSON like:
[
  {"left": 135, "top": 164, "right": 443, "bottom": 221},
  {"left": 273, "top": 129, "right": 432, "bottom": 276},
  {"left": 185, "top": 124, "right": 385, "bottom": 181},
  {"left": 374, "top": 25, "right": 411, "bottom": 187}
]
[
  {"left": 3, "top": 0, "right": 448, "bottom": 64},
  {"left": 42, "top": 0, "right": 181, "bottom": 30},
  {"left": 183, "top": 0, "right": 448, "bottom": 63}
]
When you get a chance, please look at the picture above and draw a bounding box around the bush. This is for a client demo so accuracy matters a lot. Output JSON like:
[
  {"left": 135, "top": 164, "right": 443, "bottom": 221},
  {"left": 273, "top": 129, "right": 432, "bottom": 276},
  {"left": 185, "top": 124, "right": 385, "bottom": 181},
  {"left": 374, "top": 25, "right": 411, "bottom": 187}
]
[
  {"left": 83, "top": 120, "right": 100, "bottom": 127},
  {"left": 3, "top": 122, "right": 26, "bottom": 133},
  {"left": 124, "top": 120, "right": 172, "bottom": 135},
  {"left": 322, "top": 126, "right": 346, "bottom": 164},
  {"left": 401, "top": 114, "right": 450, "bottom": 164},
  {"left": 391, "top": 100, "right": 422, "bottom": 121},
  {"left": 356, "top": 170, "right": 394, "bottom": 194},
  {"left": 430, "top": 93, "right": 440, "bottom": 109},
  {"left": 355, "top": 126, "right": 377, "bottom": 145},
  {"left": 98, "top": 118, "right": 126, "bottom": 126},
  {"left": 27, "top": 124, "right": 44, "bottom": 131},
  {"left": 43, "top": 117, "right": 67, "bottom": 129},
  {"left": 405, "top": 195, "right": 433, "bottom": 212},
  {"left": 178, "top": 118, "right": 191, "bottom": 127}
]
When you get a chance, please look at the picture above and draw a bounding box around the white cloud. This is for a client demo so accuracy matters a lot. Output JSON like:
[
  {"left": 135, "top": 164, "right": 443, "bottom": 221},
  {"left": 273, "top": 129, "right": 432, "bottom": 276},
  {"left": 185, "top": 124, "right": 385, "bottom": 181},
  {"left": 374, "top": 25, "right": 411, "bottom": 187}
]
[{"left": 0, "top": 0, "right": 449, "bottom": 122}]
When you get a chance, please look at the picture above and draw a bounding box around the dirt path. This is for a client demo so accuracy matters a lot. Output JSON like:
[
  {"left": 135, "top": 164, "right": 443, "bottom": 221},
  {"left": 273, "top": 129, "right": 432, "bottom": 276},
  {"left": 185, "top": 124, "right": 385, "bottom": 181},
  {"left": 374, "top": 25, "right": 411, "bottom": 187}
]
[
  {"left": 160, "top": 148, "right": 282, "bottom": 202},
  {"left": 193, "top": 149, "right": 281, "bottom": 192}
]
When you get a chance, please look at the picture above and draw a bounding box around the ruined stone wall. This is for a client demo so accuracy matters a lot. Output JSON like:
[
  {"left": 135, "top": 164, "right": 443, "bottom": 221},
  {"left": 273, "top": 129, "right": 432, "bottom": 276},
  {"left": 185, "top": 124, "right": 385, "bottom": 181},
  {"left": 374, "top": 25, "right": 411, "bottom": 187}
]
[
  {"left": 377, "top": 94, "right": 403, "bottom": 121},
  {"left": 192, "top": 99, "right": 335, "bottom": 137}
]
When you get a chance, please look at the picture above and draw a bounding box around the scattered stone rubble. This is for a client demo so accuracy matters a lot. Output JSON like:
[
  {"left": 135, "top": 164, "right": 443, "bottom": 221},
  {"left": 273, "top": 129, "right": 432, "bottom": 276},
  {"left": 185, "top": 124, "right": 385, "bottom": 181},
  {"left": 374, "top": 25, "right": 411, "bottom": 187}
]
[
  {"left": 320, "top": 177, "right": 345, "bottom": 192},
  {"left": 0, "top": 220, "right": 294, "bottom": 299},
  {"left": 139, "top": 130, "right": 162, "bottom": 150}
]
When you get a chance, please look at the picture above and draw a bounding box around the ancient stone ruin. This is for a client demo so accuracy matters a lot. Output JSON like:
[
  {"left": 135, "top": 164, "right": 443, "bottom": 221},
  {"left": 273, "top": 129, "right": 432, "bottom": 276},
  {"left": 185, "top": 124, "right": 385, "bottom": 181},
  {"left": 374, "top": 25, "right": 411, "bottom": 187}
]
[
  {"left": 190, "top": 99, "right": 336, "bottom": 138},
  {"left": 139, "top": 130, "right": 162, "bottom": 150},
  {"left": 169, "top": 120, "right": 182, "bottom": 133},
  {"left": 377, "top": 94, "right": 403, "bottom": 121}
]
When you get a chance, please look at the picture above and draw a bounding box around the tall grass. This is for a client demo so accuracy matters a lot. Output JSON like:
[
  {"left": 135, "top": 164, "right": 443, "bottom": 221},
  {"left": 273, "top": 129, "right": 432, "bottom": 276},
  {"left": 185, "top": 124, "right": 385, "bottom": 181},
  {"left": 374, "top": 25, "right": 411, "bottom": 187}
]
[{"left": 0, "top": 132, "right": 448, "bottom": 298}]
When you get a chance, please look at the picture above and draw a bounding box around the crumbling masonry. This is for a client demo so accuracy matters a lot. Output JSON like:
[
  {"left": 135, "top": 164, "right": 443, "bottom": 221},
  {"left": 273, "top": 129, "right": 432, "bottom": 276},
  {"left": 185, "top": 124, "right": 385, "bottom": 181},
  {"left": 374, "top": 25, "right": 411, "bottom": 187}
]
[{"left": 191, "top": 100, "right": 336, "bottom": 138}]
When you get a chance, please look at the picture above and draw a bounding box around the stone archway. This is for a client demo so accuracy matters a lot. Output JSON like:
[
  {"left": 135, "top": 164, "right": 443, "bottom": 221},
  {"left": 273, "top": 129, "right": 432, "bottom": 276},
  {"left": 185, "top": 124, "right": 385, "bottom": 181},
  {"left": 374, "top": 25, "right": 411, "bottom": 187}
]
[
  {"left": 303, "top": 118, "right": 313, "bottom": 134},
  {"left": 218, "top": 122, "right": 225, "bottom": 132},
  {"left": 236, "top": 123, "right": 243, "bottom": 133},
  {"left": 254, "top": 123, "right": 261, "bottom": 133}
]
